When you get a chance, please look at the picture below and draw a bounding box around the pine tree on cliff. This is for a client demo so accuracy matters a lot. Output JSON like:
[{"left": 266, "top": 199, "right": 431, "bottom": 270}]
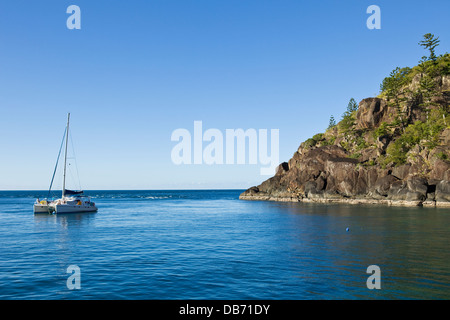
[
  {"left": 340, "top": 98, "right": 358, "bottom": 131},
  {"left": 417, "top": 33, "right": 442, "bottom": 118},
  {"left": 328, "top": 115, "right": 336, "bottom": 129},
  {"left": 347, "top": 98, "right": 358, "bottom": 113},
  {"left": 419, "top": 33, "right": 440, "bottom": 62}
]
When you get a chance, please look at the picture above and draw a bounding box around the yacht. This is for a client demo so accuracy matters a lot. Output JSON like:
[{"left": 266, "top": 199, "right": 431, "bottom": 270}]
[{"left": 33, "top": 113, "right": 98, "bottom": 214}]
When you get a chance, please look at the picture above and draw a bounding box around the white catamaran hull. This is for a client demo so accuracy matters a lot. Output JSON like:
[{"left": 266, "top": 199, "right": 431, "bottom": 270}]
[
  {"left": 54, "top": 204, "right": 98, "bottom": 213},
  {"left": 33, "top": 204, "right": 55, "bottom": 214}
]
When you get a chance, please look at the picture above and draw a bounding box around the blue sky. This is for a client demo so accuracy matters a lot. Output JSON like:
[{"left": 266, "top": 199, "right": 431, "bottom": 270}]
[{"left": 0, "top": 0, "right": 449, "bottom": 190}]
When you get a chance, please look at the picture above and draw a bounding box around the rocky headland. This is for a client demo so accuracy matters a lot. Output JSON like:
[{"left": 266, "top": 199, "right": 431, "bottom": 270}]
[{"left": 240, "top": 37, "right": 450, "bottom": 207}]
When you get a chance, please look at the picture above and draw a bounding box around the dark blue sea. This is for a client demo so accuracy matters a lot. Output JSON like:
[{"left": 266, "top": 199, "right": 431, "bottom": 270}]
[{"left": 0, "top": 190, "right": 449, "bottom": 300}]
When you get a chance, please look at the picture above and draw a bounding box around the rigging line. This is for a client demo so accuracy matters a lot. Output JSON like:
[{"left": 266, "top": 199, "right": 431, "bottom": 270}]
[
  {"left": 47, "top": 127, "right": 67, "bottom": 199},
  {"left": 67, "top": 162, "right": 77, "bottom": 191},
  {"left": 69, "top": 130, "right": 82, "bottom": 191}
]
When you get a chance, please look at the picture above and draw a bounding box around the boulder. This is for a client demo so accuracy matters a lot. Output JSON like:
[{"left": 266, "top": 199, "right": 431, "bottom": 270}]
[
  {"left": 436, "top": 180, "right": 450, "bottom": 202},
  {"left": 356, "top": 98, "right": 389, "bottom": 129},
  {"left": 374, "top": 175, "right": 399, "bottom": 197},
  {"left": 388, "top": 180, "right": 409, "bottom": 201},
  {"left": 275, "top": 162, "right": 289, "bottom": 176},
  {"left": 392, "top": 164, "right": 411, "bottom": 180}
]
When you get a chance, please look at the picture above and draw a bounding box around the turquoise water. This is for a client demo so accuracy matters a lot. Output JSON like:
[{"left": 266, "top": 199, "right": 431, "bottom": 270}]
[{"left": 0, "top": 190, "right": 449, "bottom": 299}]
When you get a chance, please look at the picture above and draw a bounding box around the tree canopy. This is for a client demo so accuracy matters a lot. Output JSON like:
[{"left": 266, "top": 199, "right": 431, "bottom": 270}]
[{"left": 419, "top": 33, "right": 440, "bottom": 62}]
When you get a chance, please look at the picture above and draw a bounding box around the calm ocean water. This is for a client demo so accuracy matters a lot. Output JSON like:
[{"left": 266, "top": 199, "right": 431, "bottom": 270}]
[{"left": 0, "top": 190, "right": 449, "bottom": 300}]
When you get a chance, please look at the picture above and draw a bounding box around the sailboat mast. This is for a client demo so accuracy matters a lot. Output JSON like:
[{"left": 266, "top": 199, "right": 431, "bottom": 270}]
[{"left": 62, "top": 113, "right": 70, "bottom": 198}]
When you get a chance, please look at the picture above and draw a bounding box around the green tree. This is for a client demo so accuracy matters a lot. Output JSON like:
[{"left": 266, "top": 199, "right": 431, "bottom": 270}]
[
  {"left": 379, "top": 67, "right": 412, "bottom": 129},
  {"left": 340, "top": 99, "right": 357, "bottom": 132},
  {"left": 419, "top": 33, "right": 440, "bottom": 62},
  {"left": 419, "top": 72, "right": 438, "bottom": 119},
  {"left": 380, "top": 67, "right": 411, "bottom": 101},
  {"left": 347, "top": 98, "right": 358, "bottom": 113},
  {"left": 327, "top": 115, "right": 336, "bottom": 129}
]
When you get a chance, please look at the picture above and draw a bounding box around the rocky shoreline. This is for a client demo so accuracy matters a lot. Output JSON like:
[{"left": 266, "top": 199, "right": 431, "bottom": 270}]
[
  {"left": 239, "top": 194, "right": 450, "bottom": 208},
  {"left": 239, "top": 141, "right": 450, "bottom": 207},
  {"left": 240, "top": 63, "right": 450, "bottom": 207}
]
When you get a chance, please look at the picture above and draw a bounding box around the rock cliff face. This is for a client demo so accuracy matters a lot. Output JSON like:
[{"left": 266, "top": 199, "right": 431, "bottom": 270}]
[{"left": 240, "top": 63, "right": 450, "bottom": 207}]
